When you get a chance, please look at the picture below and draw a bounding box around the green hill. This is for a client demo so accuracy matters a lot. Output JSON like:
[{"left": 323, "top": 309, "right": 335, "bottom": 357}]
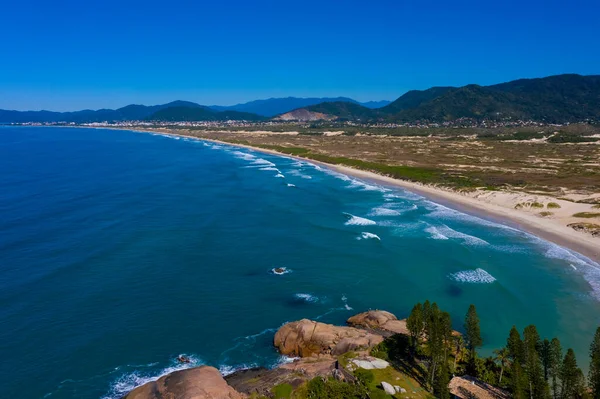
[
  {"left": 303, "top": 101, "right": 376, "bottom": 121},
  {"left": 286, "top": 74, "right": 600, "bottom": 123}
]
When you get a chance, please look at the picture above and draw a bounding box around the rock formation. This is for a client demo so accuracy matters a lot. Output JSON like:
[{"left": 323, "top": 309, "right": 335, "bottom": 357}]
[
  {"left": 123, "top": 366, "right": 245, "bottom": 399},
  {"left": 347, "top": 310, "right": 410, "bottom": 335},
  {"left": 273, "top": 318, "right": 383, "bottom": 357}
]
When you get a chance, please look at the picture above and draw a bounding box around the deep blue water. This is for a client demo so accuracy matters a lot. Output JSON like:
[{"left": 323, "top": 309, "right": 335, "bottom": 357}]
[{"left": 1, "top": 126, "right": 599, "bottom": 398}]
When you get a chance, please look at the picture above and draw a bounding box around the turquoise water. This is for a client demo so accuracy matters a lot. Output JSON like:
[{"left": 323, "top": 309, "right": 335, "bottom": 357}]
[{"left": 1, "top": 126, "right": 599, "bottom": 398}]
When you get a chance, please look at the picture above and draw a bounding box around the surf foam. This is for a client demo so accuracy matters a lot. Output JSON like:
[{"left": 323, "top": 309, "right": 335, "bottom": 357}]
[
  {"left": 449, "top": 268, "right": 496, "bottom": 283},
  {"left": 357, "top": 232, "right": 381, "bottom": 241}
]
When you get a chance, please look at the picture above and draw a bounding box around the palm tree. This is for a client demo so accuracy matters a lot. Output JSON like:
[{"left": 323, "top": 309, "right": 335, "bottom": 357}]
[
  {"left": 454, "top": 335, "right": 466, "bottom": 371},
  {"left": 494, "top": 348, "right": 510, "bottom": 384}
]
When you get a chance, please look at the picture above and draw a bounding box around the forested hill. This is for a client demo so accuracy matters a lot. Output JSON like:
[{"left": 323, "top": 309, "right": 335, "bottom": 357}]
[{"left": 292, "top": 74, "right": 600, "bottom": 123}]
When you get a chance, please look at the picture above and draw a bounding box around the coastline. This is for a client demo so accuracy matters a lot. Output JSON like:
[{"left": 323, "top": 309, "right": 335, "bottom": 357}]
[{"left": 97, "top": 126, "right": 600, "bottom": 264}]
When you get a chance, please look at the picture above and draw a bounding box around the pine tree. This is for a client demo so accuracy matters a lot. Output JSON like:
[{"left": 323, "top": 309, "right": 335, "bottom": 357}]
[
  {"left": 507, "top": 326, "right": 524, "bottom": 363},
  {"left": 406, "top": 302, "right": 424, "bottom": 349},
  {"left": 541, "top": 339, "right": 551, "bottom": 381},
  {"left": 464, "top": 304, "right": 483, "bottom": 359},
  {"left": 590, "top": 327, "right": 600, "bottom": 398},
  {"left": 523, "top": 325, "right": 547, "bottom": 398},
  {"left": 561, "top": 348, "right": 582, "bottom": 399},
  {"left": 434, "top": 359, "right": 451, "bottom": 399},
  {"left": 549, "top": 338, "right": 563, "bottom": 399}
]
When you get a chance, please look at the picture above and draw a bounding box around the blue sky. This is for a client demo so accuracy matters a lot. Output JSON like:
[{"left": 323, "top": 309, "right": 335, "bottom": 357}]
[{"left": 1, "top": 0, "right": 599, "bottom": 111}]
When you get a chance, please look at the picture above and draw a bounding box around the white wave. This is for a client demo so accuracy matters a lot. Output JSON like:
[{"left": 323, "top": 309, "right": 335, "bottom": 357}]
[
  {"left": 368, "top": 206, "right": 402, "bottom": 216},
  {"left": 275, "top": 173, "right": 285, "bottom": 178},
  {"left": 287, "top": 169, "right": 313, "bottom": 179},
  {"left": 275, "top": 355, "right": 300, "bottom": 366},
  {"left": 425, "top": 226, "right": 449, "bottom": 240},
  {"left": 341, "top": 294, "right": 353, "bottom": 310},
  {"left": 295, "top": 293, "right": 319, "bottom": 303},
  {"left": 344, "top": 214, "right": 376, "bottom": 226},
  {"left": 252, "top": 158, "right": 276, "bottom": 167},
  {"left": 287, "top": 183, "right": 296, "bottom": 187},
  {"left": 218, "top": 363, "right": 258, "bottom": 376},
  {"left": 426, "top": 224, "right": 489, "bottom": 246},
  {"left": 259, "top": 167, "right": 280, "bottom": 172},
  {"left": 357, "top": 232, "right": 381, "bottom": 241},
  {"left": 424, "top": 201, "right": 520, "bottom": 234},
  {"left": 102, "top": 355, "right": 203, "bottom": 399},
  {"left": 449, "top": 268, "right": 496, "bottom": 283},
  {"left": 232, "top": 151, "right": 256, "bottom": 161}
]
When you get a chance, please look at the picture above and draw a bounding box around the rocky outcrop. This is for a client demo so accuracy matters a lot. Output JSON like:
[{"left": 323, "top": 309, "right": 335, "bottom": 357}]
[
  {"left": 346, "top": 310, "right": 410, "bottom": 335},
  {"left": 123, "top": 366, "right": 244, "bottom": 399},
  {"left": 273, "top": 319, "right": 383, "bottom": 357}
]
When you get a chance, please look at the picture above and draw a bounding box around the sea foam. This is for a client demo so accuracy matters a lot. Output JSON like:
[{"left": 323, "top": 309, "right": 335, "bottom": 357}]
[
  {"left": 357, "top": 232, "right": 381, "bottom": 241},
  {"left": 449, "top": 268, "right": 496, "bottom": 283}
]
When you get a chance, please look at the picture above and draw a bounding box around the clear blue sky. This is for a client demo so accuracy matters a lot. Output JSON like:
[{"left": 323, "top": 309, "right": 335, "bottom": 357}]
[{"left": 2, "top": 0, "right": 599, "bottom": 111}]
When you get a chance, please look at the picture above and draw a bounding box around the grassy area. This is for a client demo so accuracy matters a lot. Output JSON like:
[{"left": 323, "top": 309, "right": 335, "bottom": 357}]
[{"left": 272, "top": 383, "right": 293, "bottom": 399}]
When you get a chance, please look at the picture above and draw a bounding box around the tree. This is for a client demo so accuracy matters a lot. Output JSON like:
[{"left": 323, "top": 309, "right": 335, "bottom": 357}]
[
  {"left": 522, "top": 325, "right": 547, "bottom": 398},
  {"left": 434, "top": 359, "right": 451, "bottom": 399},
  {"left": 507, "top": 326, "right": 524, "bottom": 364},
  {"left": 453, "top": 335, "right": 466, "bottom": 371},
  {"left": 590, "top": 327, "right": 600, "bottom": 398},
  {"left": 541, "top": 339, "right": 551, "bottom": 381},
  {"left": 549, "top": 338, "right": 563, "bottom": 399},
  {"left": 561, "top": 349, "right": 583, "bottom": 399},
  {"left": 464, "top": 304, "right": 483, "bottom": 363},
  {"left": 406, "top": 303, "right": 424, "bottom": 349},
  {"left": 494, "top": 347, "right": 510, "bottom": 385}
]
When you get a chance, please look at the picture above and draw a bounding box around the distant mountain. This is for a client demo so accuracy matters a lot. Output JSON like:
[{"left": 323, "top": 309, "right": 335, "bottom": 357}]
[
  {"left": 147, "top": 106, "right": 265, "bottom": 122},
  {"left": 209, "top": 97, "right": 390, "bottom": 117},
  {"left": 0, "top": 101, "right": 206, "bottom": 124},
  {"left": 279, "top": 74, "right": 600, "bottom": 123}
]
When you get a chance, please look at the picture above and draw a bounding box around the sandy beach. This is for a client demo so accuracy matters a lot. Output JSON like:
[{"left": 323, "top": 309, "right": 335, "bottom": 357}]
[{"left": 106, "top": 127, "right": 600, "bottom": 264}]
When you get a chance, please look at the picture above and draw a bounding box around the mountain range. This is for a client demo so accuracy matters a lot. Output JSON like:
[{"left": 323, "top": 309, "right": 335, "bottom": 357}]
[
  {"left": 0, "top": 97, "right": 389, "bottom": 124},
  {"left": 208, "top": 97, "right": 390, "bottom": 117},
  {"left": 1, "top": 74, "right": 599, "bottom": 124},
  {"left": 295, "top": 74, "right": 600, "bottom": 123}
]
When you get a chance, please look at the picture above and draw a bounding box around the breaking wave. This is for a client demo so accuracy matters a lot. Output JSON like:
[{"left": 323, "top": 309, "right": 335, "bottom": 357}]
[
  {"left": 425, "top": 224, "right": 489, "bottom": 246},
  {"left": 449, "top": 268, "right": 496, "bottom": 283},
  {"left": 357, "top": 232, "right": 381, "bottom": 241},
  {"left": 344, "top": 213, "right": 376, "bottom": 226},
  {"left": 102, "top": 355, "right": 203, "bottom": 399}
]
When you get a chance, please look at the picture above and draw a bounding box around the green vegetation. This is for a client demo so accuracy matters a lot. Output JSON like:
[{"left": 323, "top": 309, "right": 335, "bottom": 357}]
[
  {"left": 548, "top": 132, "right": 600, "bottom": 143},
  {"left": 593, "top": 204, "right": 600, "bottom": 209},
  {"left": 305, "top": 376, "right": 367, "bottom": 399},
  {"left": 589, "top": 327, "right": 600, "bottom": 398},
  {"left": 547, "top": 202, "right": 561, "bottom": 209},
  {"left": 531, "top": 202, "right": 544, "bottom": 208},
  {"left": 272, "top": 383, "right": 293, "bottom": 399},
  {"left": 573, "top": 212, "right": 600, "bottom": 218},
  {"left": 464, "top": 304, "right": 483, "bottom": 363},
  {"left": 539, "top": 211, "right": 554, "bottom": 217}
]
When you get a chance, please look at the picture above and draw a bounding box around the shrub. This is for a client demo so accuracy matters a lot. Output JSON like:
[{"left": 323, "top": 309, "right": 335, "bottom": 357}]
[
  {"left": 572, "top": 212, "right": 600, "bottom": 218},
  {"left": 539, "top": 211, "right": 554, "bottom": 217},
  {"left": 547, "top": 202, "right": 561, "bottom": 209},
  {"left": 593, "top": 204, "right": 600, "bottom": 209},
  {"left": 531, "top": 202, "right": 544, "bottom": 208}
]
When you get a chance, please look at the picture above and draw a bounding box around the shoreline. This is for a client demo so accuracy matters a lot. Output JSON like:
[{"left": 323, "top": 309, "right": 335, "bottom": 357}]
[{"left": 96, "top": 126, "right": 600, "bottom": 264}]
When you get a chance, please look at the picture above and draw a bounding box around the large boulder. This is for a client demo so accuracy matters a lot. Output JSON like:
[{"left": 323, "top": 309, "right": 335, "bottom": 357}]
[
  {"left": 274, "top": 319, "right": 383, "bottom": 357},
  {"left": 347, "top": 310, "right": 409, "bottom": 335},
  {"left": 123, "top": 366, "right": 245, "bottom": 399}
]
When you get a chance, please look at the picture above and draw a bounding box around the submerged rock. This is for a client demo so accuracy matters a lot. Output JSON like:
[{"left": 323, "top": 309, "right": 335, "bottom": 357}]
[
  {"left": 274, "top": 319, "right": 383, "bottom": 357},
  {"left": 122, "top": 366, "right": 244, "bottom": 399}
]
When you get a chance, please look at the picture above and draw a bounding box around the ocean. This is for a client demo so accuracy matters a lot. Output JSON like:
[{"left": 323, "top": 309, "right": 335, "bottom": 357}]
[{"left": 1, "top": 126, "right": 599, "bottom": 398}]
